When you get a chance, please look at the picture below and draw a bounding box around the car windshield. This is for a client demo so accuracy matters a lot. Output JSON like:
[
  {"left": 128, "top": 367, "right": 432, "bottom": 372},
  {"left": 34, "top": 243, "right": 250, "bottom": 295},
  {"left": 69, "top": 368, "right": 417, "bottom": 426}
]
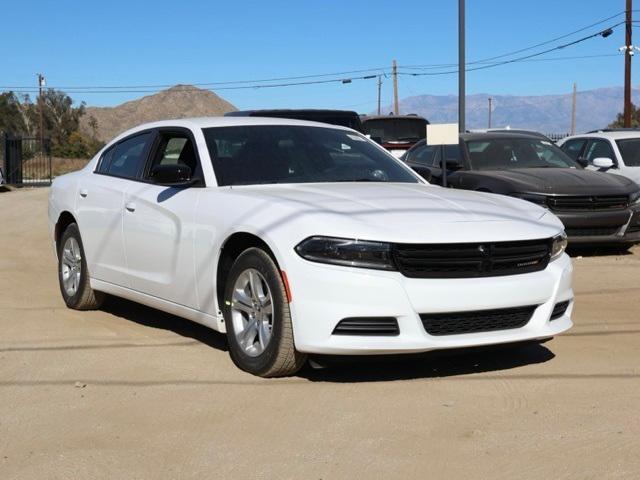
[
  {"left": 465, "top": 137, "right": 579, "bottom": 170},
  {"left": 615, "top": 138, "right": 640, "bottom": 166},
  {"left": 202, "top": 125, "right": 420, "bottom": 186},
  {"left": 362, "top": 118, "right": 426, "bottom": 143}
]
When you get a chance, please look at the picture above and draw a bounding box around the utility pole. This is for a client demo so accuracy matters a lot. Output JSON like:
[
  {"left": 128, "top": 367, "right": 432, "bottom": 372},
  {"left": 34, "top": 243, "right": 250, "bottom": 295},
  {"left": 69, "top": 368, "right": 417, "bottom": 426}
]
[
  {"left": 571, "top": 82, "right": 577, "bottom": 135},
  {"left": 458, "top": 0, "right": 466, "bottom": 132},
  {"left": 37, "top": 73, "right": 45, "bottom": 153},
  {"left": 624, "top": 0, "right": 633, "bottom": 127},
  {"left": 392, "top": 60, "right": 399, "bottom": 115},
  {"left": 488, "top": 97, "right": 492, "bottom": 128},
  {"left": 377, "top": 75, "right": 382, "bottom": 115}
]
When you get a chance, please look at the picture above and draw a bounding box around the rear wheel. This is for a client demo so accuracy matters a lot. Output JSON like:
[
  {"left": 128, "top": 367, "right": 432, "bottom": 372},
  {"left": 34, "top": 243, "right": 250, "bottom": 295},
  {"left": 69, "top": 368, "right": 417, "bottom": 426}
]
[
  {"left": 58, "top": 223, "right": 104, "bottom": 310},
  {"left": 223, "top": 248, "right": 306, "bottom": 377}
]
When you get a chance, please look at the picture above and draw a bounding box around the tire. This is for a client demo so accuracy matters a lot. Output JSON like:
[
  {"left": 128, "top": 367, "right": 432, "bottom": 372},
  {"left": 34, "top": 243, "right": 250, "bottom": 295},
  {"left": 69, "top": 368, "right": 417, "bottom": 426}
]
[
  {"left": 57, "top": 223, "right": 104, "bottom": 310},
  {"left": 223, "top": 248, "right": 306, "bottom": 377}
]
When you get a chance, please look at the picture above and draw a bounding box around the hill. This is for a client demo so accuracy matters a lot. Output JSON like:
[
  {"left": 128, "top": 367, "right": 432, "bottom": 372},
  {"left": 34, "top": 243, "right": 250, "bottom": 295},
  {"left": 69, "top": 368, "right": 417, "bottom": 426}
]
[
  {"left": 82, "top": 85, "right": 236, "bottom": 141},
  {"left": 382, "top": 86, "right": 640, "bottom": 134}
]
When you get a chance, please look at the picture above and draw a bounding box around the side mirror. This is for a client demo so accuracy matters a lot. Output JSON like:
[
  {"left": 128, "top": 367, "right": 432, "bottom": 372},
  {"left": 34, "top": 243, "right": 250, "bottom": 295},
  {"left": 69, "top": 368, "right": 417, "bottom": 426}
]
[
  {"left": 411, "top": 165, "right": 432, "bottom": 182},
  {"left": 592, "top": 157, "right": 614, "bottom": 169},
  {"left": 150, "top": 163, "right": 192, "bottom": 186}
]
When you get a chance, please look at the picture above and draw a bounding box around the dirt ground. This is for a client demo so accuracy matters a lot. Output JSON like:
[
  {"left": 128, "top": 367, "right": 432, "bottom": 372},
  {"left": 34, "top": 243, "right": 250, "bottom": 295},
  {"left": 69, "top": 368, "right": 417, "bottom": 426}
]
[{"left": 1, "top": 188, "right": 639, "bottom": 479}]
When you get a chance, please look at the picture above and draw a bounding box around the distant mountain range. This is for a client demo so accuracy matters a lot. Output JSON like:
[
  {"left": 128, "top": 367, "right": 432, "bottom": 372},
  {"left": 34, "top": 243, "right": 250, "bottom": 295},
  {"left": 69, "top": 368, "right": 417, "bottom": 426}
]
[
  {"left": 82, "top": 85, "right": 236, "bottom": 141},
  {"left": 382, "top": 86, "right": 640, "bottom": 134},
  {"left": 81, "top": 84, "right": 638, "bottom": 141}
]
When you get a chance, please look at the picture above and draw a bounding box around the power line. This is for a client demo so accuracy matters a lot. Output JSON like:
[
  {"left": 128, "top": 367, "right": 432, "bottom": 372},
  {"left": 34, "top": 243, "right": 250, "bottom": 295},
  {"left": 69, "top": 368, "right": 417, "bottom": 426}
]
[
  {"left": 0, "top": 67, "right": 392, "bottom": 91},
  {"left": 399, "top": 24, "right": 621, "bottom": 78}
]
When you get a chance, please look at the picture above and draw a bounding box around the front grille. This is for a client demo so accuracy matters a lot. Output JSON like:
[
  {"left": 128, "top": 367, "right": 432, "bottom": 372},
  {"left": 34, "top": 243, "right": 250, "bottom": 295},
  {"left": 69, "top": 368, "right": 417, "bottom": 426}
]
[
  {"left": 392, "top": 239, "right": 551, "bottom": 279},
  {"left": 420, "top": 305, "right": 537, "bottom": 336},
  {"left": 547, "top": 195, "right": 629, "bottom": 211},
  {"left": 565, "top": 226, "right": 620, "bottom": 237},
  {"left": 332, "top": 317, "right": 400, "bottom": 336},
  {"left": 550, "top": 301, "right": 570, "bottom": 320}
]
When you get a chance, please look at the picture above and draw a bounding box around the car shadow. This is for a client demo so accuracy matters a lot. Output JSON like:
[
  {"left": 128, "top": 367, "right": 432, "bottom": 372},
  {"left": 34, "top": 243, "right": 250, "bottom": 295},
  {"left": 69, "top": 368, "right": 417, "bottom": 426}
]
[
  {"left": 101, "top": 296, "right": 228, "bottom": 352},
  {"left": 100, "top": 297, "right": 554, "bottom": 383},
  {"left": 300, "top": 341, "right": 555, "bottom": 383}
]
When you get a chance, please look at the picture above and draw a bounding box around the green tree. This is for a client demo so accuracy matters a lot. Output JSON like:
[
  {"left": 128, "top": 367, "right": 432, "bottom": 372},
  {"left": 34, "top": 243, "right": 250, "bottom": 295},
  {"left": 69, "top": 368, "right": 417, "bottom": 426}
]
[
  {"left": 0, "top": 92, "right": 27, "bottom": 134},
  {"left": 24, "top": 89, "right": 86, "bottom": 156},
  {"left": 608, "top": 103, "right": 640, "bottom": 128}
]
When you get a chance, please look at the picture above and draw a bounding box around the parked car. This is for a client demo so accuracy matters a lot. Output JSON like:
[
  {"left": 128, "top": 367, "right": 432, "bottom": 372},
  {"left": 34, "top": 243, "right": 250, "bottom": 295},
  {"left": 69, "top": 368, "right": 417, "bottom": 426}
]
[
  {"left": 49, "top": 118, "right": 573, "bottom": 377},
  {"left": 557, "top": 129, "right": 640, "bottom": 184},
  {"left": 361, "top": 114, "right": 428, "bottom": 158},
  {"left": 402, "top": 133, "right": 640, "bottom": 247},
  {"left": 225, "top": 109, "right": 363, "bottom": 131}
]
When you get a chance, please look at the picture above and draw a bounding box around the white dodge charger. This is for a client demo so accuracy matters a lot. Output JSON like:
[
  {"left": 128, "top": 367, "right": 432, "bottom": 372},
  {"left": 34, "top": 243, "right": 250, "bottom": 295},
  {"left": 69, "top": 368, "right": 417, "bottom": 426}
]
[{"left": 48, "top": 117, "right": 573, "bottom": 377}]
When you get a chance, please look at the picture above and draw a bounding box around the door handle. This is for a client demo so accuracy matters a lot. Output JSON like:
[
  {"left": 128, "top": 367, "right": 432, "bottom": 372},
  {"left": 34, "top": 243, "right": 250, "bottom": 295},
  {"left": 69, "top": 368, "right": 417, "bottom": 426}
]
[
  {"left": 125, "top": 202, "right": 136, "bottom": 212},
  {"left": 79, "top": 189, "right": 88, "bottom": 198}
]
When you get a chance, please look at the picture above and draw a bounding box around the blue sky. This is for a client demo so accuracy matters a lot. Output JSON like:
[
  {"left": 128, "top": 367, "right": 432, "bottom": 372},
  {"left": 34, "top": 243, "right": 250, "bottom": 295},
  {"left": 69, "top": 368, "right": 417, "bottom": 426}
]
[{"left": 1, "top": 0, "right": 634, "bottom": 111}]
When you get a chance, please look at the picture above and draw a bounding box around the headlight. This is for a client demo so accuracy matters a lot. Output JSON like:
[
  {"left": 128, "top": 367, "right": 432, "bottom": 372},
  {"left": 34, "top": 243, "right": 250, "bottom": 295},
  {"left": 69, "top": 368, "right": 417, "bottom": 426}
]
[
  {"left": 510, "top": 193, "right": 548, "bottom": 207},
  {"left": 630, "top": 190, "right": 640, "bottom": 205},
  {"left": 550, "top": 232, "right": 568, "bottom": 261},
  {"left": 295, "top": 236, "right": 396, "bottom": 270}
]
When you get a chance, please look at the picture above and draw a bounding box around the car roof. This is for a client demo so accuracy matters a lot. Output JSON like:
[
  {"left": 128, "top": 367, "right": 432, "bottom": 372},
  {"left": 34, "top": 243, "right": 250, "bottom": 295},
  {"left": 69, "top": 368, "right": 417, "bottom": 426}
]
[
  {"left": 226, "top": 109, "right": 360, "bottom": 117},
  {"left": 563, "top": 130, "right": 640, "bottom": 140},
  {"left": 460, "top": 131, "right": 552, "bottom": 141},
  {"left": 361, "top": 115, "right": 428, "bottom": 122},
  {"left": 109, "top": 116, "right": 354, "bottom": 143}
]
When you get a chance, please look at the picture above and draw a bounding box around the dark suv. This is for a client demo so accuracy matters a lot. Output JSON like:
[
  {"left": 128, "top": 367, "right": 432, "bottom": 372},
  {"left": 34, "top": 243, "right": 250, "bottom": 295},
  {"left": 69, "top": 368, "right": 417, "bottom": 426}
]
[{"left": 402, "top": 132, "right": 640, "bottom": 247}]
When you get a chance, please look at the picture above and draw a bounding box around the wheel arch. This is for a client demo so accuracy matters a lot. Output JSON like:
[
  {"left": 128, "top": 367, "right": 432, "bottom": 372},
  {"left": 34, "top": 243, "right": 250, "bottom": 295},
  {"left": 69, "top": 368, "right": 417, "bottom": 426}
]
[
  {"left": 55, "top": 211, "right": 78, "bottom": 253},
  {"left": 216, "top": 232, "right": 282, "bottom": 313}
]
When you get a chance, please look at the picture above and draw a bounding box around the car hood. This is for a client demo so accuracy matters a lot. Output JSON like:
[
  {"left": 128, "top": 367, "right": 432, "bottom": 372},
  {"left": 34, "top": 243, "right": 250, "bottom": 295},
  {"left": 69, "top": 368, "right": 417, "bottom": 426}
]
[
  {"left": 224, "top": 182, "right": 563, "bottom": 244},
  {"left": 466, "top": 168, "right": 638, "bottom": 195}
]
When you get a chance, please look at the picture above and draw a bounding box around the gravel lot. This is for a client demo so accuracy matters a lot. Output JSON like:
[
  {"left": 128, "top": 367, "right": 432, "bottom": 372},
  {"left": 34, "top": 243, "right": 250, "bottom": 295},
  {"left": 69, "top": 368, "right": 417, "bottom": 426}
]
[{"left": 1, "top": 188, "right": 639, "bottom": 479}]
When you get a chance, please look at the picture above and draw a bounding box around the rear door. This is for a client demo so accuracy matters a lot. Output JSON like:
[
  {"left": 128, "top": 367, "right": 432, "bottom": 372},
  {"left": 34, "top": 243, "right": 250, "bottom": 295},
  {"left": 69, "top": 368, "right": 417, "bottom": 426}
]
[
  {"left": 122, "top": 128, "right": 204, "bottom": 309},
  {"left": 75, "top": 131, "right": 152, "bottom": 287}
]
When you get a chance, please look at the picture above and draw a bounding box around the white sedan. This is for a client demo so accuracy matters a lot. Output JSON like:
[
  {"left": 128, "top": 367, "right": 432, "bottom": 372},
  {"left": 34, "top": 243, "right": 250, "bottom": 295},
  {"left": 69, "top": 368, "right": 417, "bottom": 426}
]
[{"left": 48, "top": 117, "right": 574, "bottom": 377}]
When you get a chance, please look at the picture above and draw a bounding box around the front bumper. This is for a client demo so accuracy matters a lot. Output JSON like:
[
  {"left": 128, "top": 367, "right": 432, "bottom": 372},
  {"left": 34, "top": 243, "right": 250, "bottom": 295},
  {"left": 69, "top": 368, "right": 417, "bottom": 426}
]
[
  {"left": 287, "top": 254, "right": 573, "bottom": 355},
  {"left": 556, "top": 205, "right": 640, "bottom": 245}
]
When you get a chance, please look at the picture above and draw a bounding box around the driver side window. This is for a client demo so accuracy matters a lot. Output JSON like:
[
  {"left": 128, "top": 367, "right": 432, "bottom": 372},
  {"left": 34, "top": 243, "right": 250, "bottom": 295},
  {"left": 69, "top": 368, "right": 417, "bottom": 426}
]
[
  {"left": 147, "top": 132, "right": 201, "bottom": 182},
  {"left": 583, "top": 140, "right": 615, "bottom": 166}
]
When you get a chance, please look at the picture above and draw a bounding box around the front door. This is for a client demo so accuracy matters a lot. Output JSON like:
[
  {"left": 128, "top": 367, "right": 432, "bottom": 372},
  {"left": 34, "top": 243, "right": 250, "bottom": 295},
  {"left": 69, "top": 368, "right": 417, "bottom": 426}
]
[{"left": 122, "top": 129, "right": 203, "bottom": 309}]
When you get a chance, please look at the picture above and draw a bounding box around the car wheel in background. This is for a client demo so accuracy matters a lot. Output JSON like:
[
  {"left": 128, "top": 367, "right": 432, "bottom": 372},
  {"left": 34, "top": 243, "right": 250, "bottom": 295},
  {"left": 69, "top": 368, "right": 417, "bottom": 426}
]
[
  {"left": 223, "top": 247, "right": 306, "bottom": 377},
  {"left": 58, "top": 223, "right": 105, "bottom": 310}
]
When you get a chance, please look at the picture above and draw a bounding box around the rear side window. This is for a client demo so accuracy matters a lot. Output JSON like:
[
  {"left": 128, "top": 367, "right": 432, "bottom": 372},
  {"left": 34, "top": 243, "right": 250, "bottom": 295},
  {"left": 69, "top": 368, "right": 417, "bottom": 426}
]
[
  {"left": 96, "top": 146, "right": 115, "bottom": 173},
  {"left": 107, "top": 133, "right": 151, "bottom": 179},
  {"left": 561, "top": 139, "right": 586, "bottom": 160}
]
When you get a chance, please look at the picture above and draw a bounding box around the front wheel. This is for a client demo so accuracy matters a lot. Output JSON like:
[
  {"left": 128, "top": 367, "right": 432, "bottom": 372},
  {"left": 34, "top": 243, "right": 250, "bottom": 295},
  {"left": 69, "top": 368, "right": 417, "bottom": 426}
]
[
  {"left": 223, "top": 248, "right": 306, "bottom": 377},
  {"left": 58, "top": 223, "right": 104, "bottom": 310}
]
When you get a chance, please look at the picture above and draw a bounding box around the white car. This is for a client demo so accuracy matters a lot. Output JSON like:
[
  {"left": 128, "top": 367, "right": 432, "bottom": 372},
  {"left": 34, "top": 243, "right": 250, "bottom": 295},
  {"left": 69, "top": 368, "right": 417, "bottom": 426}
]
[
  {"left": 48, "top": 117, "right": 574, "bottom": 377},
  {"left": 557, "top": 130, "right": 640, "bottom": 184}
]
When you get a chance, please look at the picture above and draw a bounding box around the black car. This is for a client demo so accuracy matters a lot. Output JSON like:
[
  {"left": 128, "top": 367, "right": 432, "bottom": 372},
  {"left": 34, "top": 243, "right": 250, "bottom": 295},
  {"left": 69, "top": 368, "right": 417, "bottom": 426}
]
[
  {"left": 402, "top": 133, "right": 640, "bottom": 246},
  {"left": 225, "top": 109, "right": 363, "bottom": 131}
]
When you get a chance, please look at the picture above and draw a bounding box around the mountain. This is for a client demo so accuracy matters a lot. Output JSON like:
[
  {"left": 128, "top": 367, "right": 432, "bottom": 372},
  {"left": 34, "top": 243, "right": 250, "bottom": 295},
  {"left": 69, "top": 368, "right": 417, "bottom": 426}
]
[
  {"left": 82, "top": 85, "right": 236, "bottom": 141},
  {"left": 382, "top": 86, "right": 640, "bottom": 134}
]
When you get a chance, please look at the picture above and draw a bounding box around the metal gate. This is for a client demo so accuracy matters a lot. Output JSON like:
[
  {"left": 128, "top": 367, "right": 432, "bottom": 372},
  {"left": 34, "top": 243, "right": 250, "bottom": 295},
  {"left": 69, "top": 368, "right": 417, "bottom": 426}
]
[{"left": 1, "top": 134, "right": 52, "bottom": 186}]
